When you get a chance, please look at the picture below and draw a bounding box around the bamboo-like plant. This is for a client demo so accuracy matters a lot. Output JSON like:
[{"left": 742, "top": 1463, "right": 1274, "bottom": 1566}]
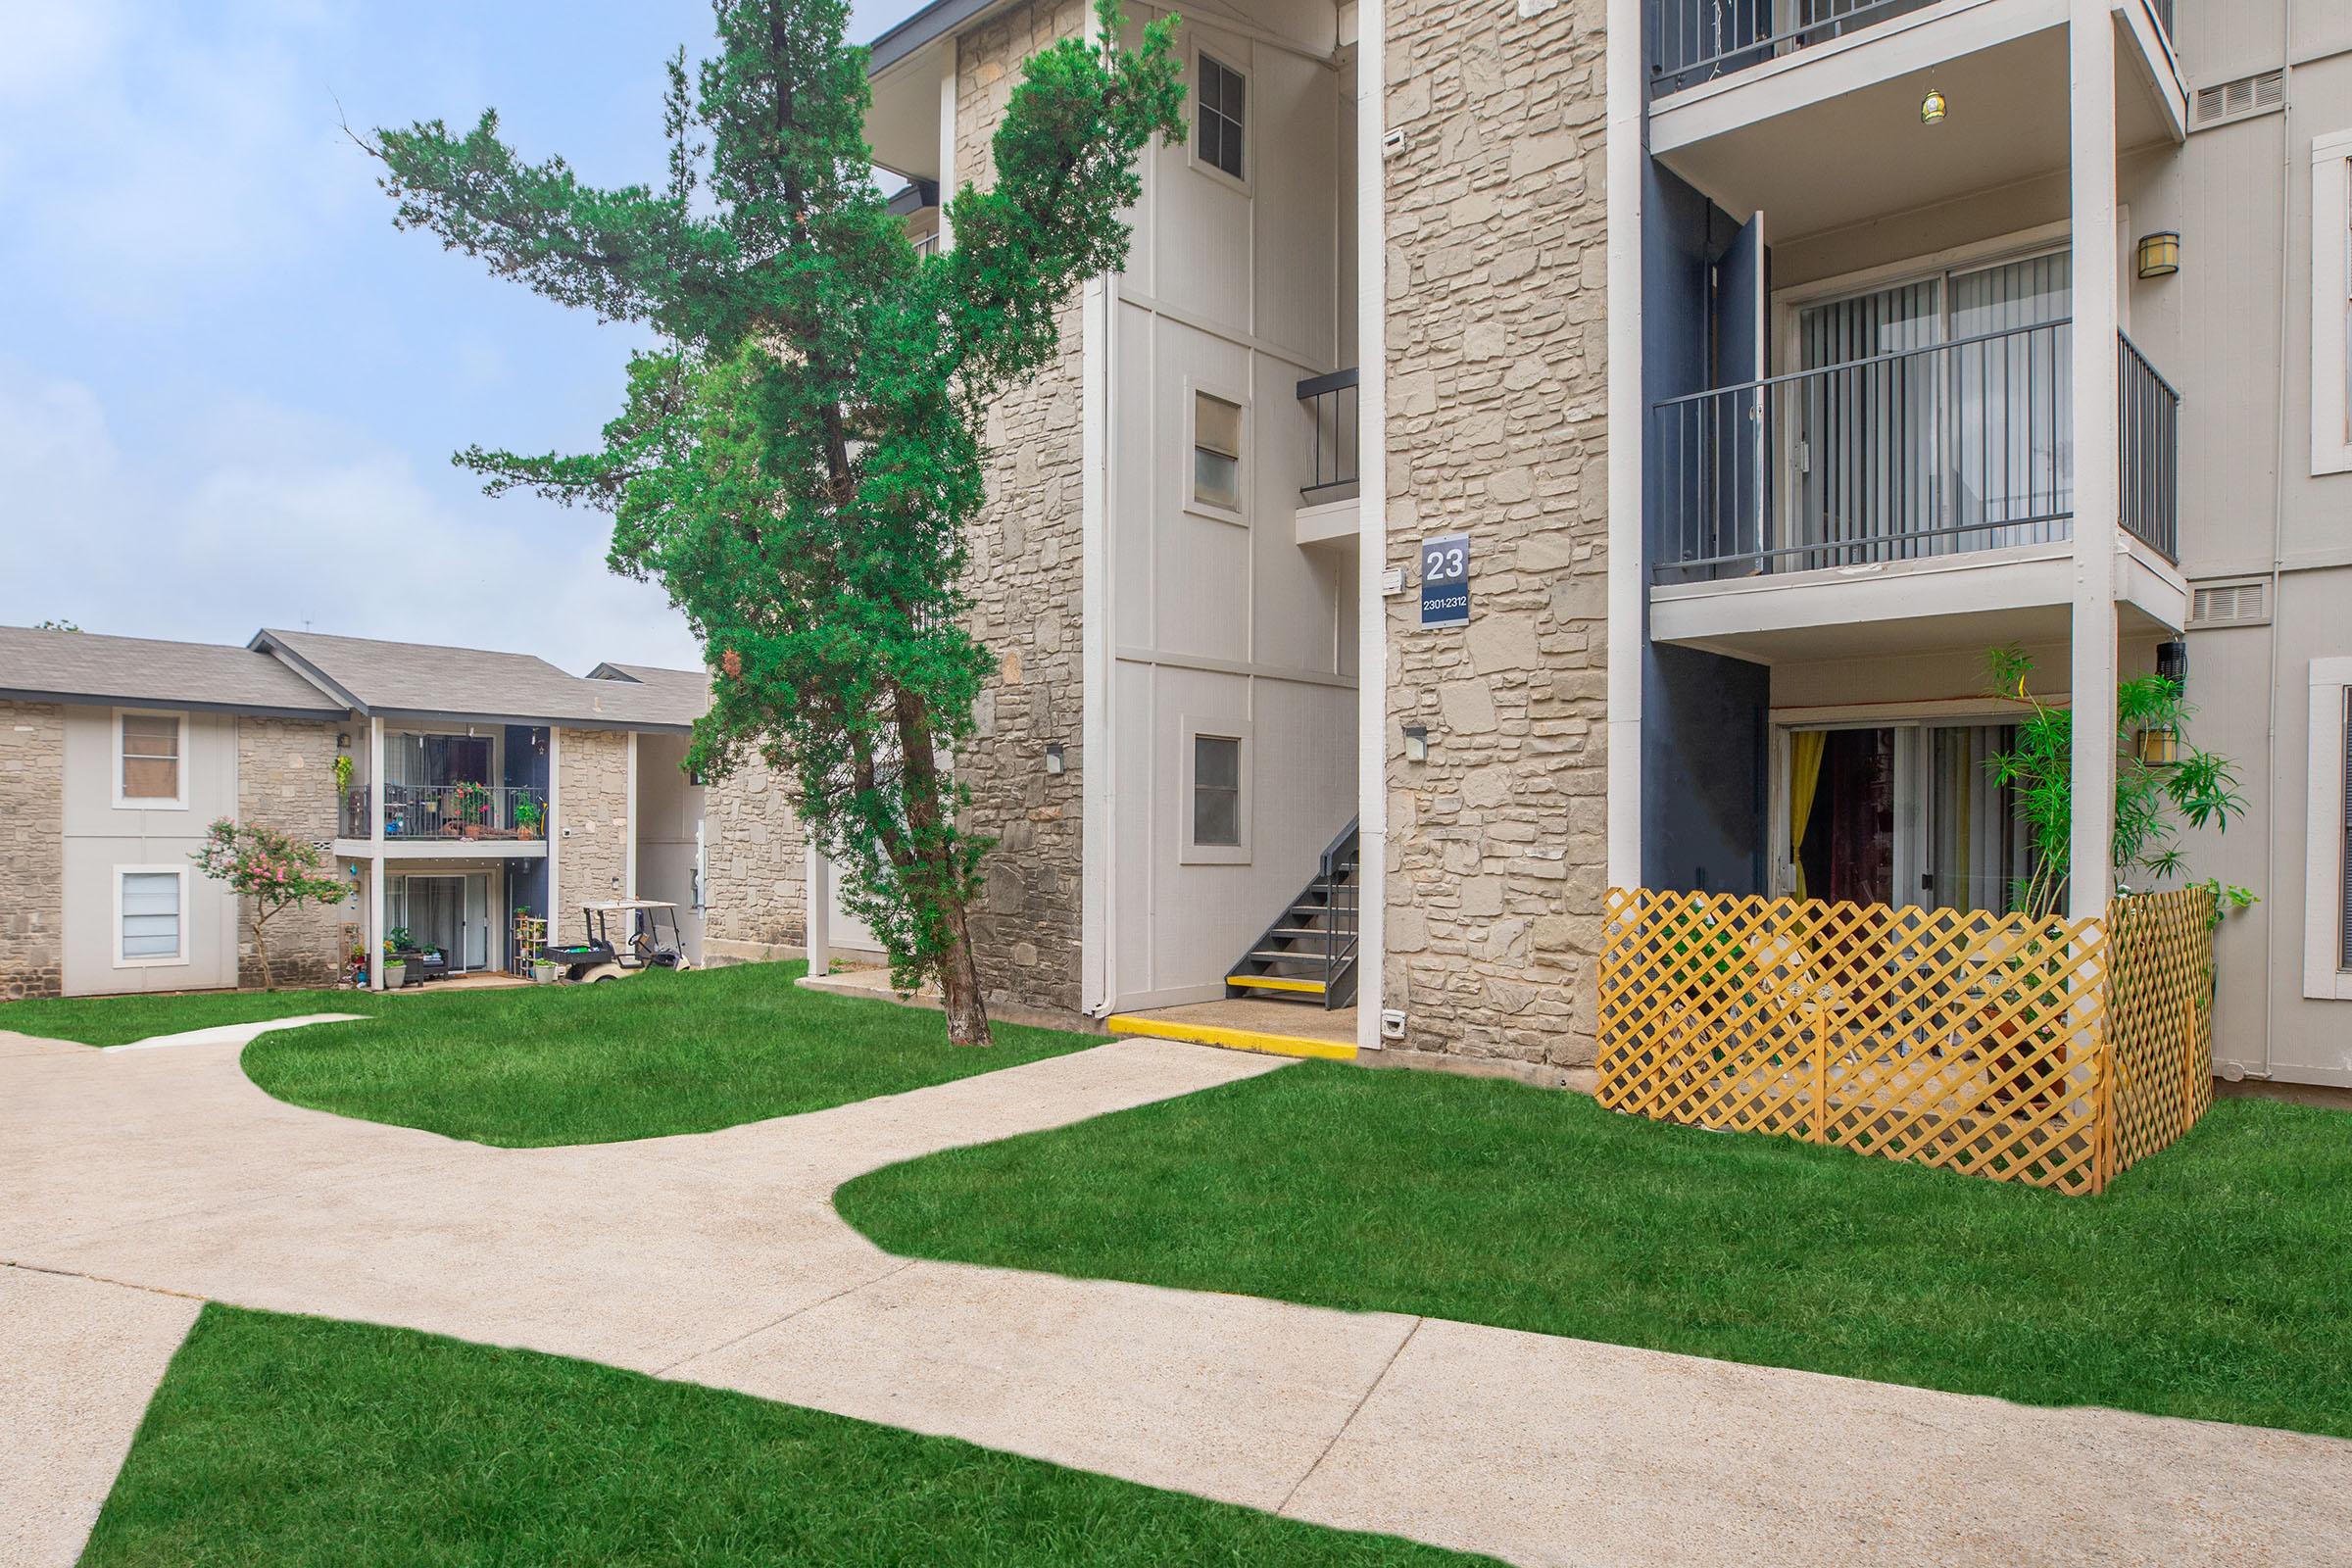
[{"left": 1982, "top": 646, "right": 2254, "bottom": 920}]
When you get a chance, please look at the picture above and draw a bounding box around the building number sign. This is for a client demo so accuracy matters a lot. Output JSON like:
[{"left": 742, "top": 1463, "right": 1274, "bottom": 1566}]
[{"left": 1419, "top": 532, "right": 1470, "bottom": 627}]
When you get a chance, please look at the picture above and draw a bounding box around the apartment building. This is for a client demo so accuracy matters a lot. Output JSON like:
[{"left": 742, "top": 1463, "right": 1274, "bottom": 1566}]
[
  {"left": 863, "top": 0, "right": 2351, "bottom": 1091},
  {"left": 0, "top": 625, "right": 824, "bottom": 1000}
]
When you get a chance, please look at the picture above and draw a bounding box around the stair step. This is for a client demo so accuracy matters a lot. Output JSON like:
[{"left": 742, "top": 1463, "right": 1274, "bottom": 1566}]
[
  {"left": 1227, "top": 974, "right": 1329, "bottom": 995},
  {"left": 1246, "top": 949, "right": 1336, "bottom": 963}
]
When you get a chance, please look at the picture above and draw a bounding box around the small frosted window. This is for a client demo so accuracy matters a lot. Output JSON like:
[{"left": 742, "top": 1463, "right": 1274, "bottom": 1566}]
[{"left": 1193, "top": 392, "right": 1242, "bottom": 511}]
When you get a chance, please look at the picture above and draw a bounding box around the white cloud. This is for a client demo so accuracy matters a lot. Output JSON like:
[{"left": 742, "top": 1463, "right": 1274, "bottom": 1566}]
[{"left": 0, "top": 360, "right": 699, "bottom": 674}]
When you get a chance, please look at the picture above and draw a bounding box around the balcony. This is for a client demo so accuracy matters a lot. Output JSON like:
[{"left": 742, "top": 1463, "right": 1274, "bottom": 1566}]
[
  {"left": 1648, "top": 323, "right": 2186, "bottom": 659},
  {"left": 340, "top": 784, "right": 549, "bottom": 846},
  {"left": 1295, "top": 368, "right": 1360, "bottom": 546},
  {"left": 1646, "top": 0, "right": 2184, "bottom": 241}
]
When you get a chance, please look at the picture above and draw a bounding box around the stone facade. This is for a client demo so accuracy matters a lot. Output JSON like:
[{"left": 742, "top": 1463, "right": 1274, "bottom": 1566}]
[
  {"left": 1379, "top": 0, "right": 1610, "bottom": 1076},
  {"left": 554, "top": 728, "right": 630, "bottom": 917},
  {"left": 701, "top": 750, "right": 809, "bottom": 957},
  {"left": 952, "top": 0, "right": 1091, "bottom": 1017},
  {"left": 235, "top": 715, "right": 350, "bottom": 989},
  {"left": 0, "top": 700, "right": 65, "bottom": 1000}
]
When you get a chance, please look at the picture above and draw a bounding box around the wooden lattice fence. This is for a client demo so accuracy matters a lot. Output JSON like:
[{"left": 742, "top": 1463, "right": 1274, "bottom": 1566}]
[{"left": 1595, "top": 886, "right": 2218, "bottom": 1195}]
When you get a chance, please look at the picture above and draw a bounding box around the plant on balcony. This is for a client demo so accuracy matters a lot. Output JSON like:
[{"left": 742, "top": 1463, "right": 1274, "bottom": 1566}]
[
  {"left": 367, "top": 0, "right": 1184, "bottom": 1048},
  {"left": 514, "top": 796, "right": 543, "bottom": 840},
  {"left": 454, "top": 781, "right": 492, "bottom": 839},
  {"left": 190, "top": 819, "right": 353, "bottom": 992},
  {"left": 332, "top": 753, "right": 354, "bottom": 794},
  {"left": 1982, "top": 646, "right": 2254, "bottom": 921}
]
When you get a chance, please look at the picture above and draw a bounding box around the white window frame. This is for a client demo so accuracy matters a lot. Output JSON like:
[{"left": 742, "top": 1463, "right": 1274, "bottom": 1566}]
[
  {"left": 1178, "top": 715, "right": 1252, "bottom": 865},
  {"left": 2310, "top": 129, "right": 2352, "bottom": 476},
  {"left": 1187, "top": 40, "right": 1251, "bottom": 194},
  {"left": 114, "top": 864, "right": 190, "bottom": 969},
  {"left": 1183, "top": 378, "right": 1250, "bottom": 526},
  {"left": 113, "top": 708, "right": 188, "bottom": 810},
  {"left": 2303, "top": 657, "right": 2352, "bottom": 1001}
]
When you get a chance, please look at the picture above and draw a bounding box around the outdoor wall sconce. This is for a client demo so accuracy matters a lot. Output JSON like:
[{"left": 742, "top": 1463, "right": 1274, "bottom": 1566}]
[
  {"left": 335, "top": 731, "right": 350, "bottom": 749},
  {"left": 2135, "top": 231, "right": 2180, "bottom": 278},
  {"left": 1919, "top": 84, "right": 1947, "bottom": 124},
  {"left": 1403, "top": 724, "right": 1429, "bottom": 763},
  {"left": 2136, "top": 727, "right": 2180, "bottom": 767},
  {"left": 1045, "top": 743, "right": 1065, "bottom": 775}
]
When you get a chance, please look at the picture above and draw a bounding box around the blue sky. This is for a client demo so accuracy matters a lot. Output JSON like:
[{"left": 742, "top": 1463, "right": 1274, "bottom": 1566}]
[{"left": 0, "top": 0, "right": 923, "bottom": 672}]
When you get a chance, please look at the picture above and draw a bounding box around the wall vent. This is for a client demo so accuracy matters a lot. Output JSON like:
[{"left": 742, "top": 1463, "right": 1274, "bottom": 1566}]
[
  {"left": 2188, "top": 578, "right": 2270, "bottom": 627},
  {"left": 2192, "top": 70, "right": 2285, "bottom": 130}
]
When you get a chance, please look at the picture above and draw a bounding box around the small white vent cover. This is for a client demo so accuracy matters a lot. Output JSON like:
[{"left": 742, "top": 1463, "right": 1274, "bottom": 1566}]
[
  {"left": 2193, "top": 71, "right": 2285, "bottom": 130},
  {"left": 2189, "top": 579, "right": 2270, "bottom": 627}
]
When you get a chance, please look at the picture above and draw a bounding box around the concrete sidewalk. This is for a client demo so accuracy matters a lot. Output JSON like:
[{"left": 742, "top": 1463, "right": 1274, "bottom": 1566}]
[{"left": 3, "top": 1023, "right": 2347, "bottom": 1567}]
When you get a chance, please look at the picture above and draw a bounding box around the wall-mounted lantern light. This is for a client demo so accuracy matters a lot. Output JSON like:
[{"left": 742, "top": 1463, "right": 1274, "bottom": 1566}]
[
  {"left": 1920, "top": 84, "right": 1947, "bottom": 124},
  {"left": 2135, "top": 231, "right": 2180, "bottom": 278},
  {"left": 335, "top": 731, "right": 350, "bottom": 749},
  {"left": 1044, "top": 743, "right": 1065, "bottom": 775},
  {"left": 2135, "top": 727, "right": 2180, "bottom": 766},
  {"left": 1403, "top": 724, "right": 1429, "bottom": 763}
]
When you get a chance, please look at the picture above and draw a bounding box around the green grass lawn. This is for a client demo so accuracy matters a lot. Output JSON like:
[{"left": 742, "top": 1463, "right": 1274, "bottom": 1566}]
[
  {"left": 6, "top": 964, "right": 1098, "bottom": 1147},
  {"left": 0, "top": 986, "right": 410, "bottom": 1049},
  {"left": 84, "top": 1304, "right": 1487, "bottom": 1567},
  {"left": 839, "top": 1061, "right": 2352, "bottom": 1440}
]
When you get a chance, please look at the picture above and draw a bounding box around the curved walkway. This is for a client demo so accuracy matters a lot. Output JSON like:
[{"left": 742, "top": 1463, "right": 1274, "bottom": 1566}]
[{"left": 3, "top": 1022, "right": 2348, "bottom": 1568}]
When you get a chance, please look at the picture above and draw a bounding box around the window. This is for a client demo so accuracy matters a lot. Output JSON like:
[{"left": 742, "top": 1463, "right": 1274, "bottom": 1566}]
[
  {"left": 1192, "top": 390, "right": 1243, "bottom": 514},
  {"left": 1180, "top": 718, "right": 1250, "bottom": 863},
  {"left": 2314, "top": 129, "right": 2352, "bottom": 476},
  {"left": 117, "top": 868, "right": 186, "bottom": 966},
  {"left": 2305, "top": 660, "right": 2352, "bottom": 1000},
  {"left": 1197, "top": 53, "right": 1245, "bottom": 181},
  {"left": 116, "top": 711, "right": 184, "bottom": 807}
]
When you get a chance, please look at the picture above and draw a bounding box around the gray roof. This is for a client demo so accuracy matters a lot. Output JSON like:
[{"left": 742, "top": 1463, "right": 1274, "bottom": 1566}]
[
  {"left": 868, "top": 0, "right": 1004, "bottom": 73},
  {"left": 0, "top": 625, "right": 344, "bottom": 717},
  {"left": 254, "top": 630, "right": 703, "bottom": 732},
  {"left": 586, "top": 662, "right": 714, "bottom": 719}
]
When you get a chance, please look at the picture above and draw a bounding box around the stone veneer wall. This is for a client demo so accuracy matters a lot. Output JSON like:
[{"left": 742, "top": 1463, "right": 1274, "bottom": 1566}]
[
  {"left": 701, "top": 750, "right": 808, "bottom": 958},
  {"left": 236, "top": 715, "right": 349, "bottom": 988},
  {"left": 0, "top": 700, "right": 65, "bottom": 1000},
  {"left": 951, "top": 0, "right": 1091, "bottom": 1016},
  {"left": 1379, "top": 0, "right": 1609, "bottom": 1080},
  {"left": 554, "top": 728, "right": 630, "bottom": 917}
]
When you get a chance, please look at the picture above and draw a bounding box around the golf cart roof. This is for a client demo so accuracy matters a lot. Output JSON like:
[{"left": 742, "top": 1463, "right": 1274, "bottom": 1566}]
[{"left": 584, "top": 900, "right": 680, "bottom": 912}]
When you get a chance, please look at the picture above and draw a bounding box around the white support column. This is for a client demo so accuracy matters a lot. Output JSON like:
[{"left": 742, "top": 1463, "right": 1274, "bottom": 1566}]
[
  {"left": 1353, "top": 0, "right": 1388, "bottom": 1053},
  {"left": 806, "top": 844, "right": 832, "bottom": 978},
  {"left": 1604, "top": 0, "right": 1645, "bottom": 894},
  {"left": 1078, "top": 0, "right": 1113, "bottom": 1017},
  {"left": 367, "top": 716, "right": 386, "bottom": 991},
  {"left": 547, "top": 727, "right": 564, "bottom": 939},
  {"left": 937, "top": 40, "right": 958, "bottom": 251},
  {"left": 623, "top": 731, "right": 639, "bottom": 901},
  {"left": 2068, "top": 0, "right": 2121, "bottom": 918}
]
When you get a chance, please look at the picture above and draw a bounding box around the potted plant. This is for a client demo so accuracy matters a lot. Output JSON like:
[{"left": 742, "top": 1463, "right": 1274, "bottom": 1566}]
[
  {"left": 382, "top": 927, "right": 414, "bottom": 990},
  {"left": 533, "top": 955, "right": 560, "bottom": 984},
  {"left": 514, "top": 796, "right": 543, "bottom": 840},
  {"left": 456, "top": 781, "right": 492, "bottom": 839},
  {"left": 332, "top": 753, "right": 355, "bottom": 794}
]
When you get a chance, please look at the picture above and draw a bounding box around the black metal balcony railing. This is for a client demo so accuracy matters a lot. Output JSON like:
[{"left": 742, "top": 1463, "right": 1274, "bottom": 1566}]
[
  {"left": 2118, "top": 331, "right": 2180, "bottom": 563},
  {"left": 1298, "top": 368, "right": 1360, "bottom": 496},
  {"left": 341, "top": 784, "right": 548, "bottom": 842},
  {"left": 1651, "top": 320, "right": 2180, "bottom": 580},
  {"left": 1650, "top": 0, "right": 1935, "bottom": 93},
  {"left": 1650, "top": 0, "right": 2174, "bottom": 95}
]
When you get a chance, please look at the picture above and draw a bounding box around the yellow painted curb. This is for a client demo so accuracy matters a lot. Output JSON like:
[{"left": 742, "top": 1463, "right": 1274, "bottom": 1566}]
[
  {"left": 1106, "top": 1012, "right": 1357, "bottom": 1061},
  {"left": 1223, "top": 975, "right": 1328, "bottom": 995}
]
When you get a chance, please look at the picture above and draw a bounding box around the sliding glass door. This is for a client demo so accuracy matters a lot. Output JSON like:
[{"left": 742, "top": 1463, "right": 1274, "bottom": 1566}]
[
  {"left": 1790, "top": 250, "right": 2073, "bottom": 568},
  {"left": 1785, "top": 721, "right": 2034, "bottom": 915},
  {"left": 389, "top": 872, "right": 495, "bottom": 970}
]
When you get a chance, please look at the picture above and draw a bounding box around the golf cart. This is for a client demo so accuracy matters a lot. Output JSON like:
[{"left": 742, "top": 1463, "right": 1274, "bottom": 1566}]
[{"left": 541, "top": 900, "right": 695, "bottom": 983}]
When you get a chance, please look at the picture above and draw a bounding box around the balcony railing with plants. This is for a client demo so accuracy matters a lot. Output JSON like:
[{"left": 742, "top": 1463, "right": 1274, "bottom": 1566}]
[
  {"left": 340, "top": 784, "right": 549, "bottom": 842},
  {"left": 1297, "top": 368, "right": 1360, "bottom": 497},
  {"left": 1650, "top": 321, "right": 2180, "bottom": 581},
  {"left": 1650, "top": 0, "right": 1938, "bottom": 93}
]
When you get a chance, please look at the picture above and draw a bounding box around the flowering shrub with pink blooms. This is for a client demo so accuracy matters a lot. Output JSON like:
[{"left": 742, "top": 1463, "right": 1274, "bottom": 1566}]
[{"left": 191, "top": 818, "right": 353, "bottom": 991}]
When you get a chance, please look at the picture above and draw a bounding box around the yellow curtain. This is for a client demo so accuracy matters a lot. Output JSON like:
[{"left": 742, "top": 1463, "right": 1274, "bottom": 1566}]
[{"left": 1788, "top": 730, "right": 1828, "bottom": 901}]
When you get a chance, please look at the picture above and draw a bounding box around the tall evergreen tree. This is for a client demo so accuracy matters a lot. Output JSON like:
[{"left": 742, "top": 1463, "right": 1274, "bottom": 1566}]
[{"left": 369, "top": 0, "right": 1183, "bottom": 1044}]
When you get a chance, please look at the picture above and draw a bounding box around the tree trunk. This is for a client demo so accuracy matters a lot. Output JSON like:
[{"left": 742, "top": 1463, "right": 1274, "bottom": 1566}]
[
  {"left": 253, "top": 908, "right": 275, "bottom": 993},
  {"left": 935, "top": 894, "right": 993, "bottom": 1047}
]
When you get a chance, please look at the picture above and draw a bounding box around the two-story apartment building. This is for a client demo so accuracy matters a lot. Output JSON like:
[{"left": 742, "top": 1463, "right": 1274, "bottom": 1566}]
[
  {"left": 0, "top": 625, "right": 826, "bottom": 1000},
  {"left": 861, "top": 0, "right": 2351, "bottom": 1091}
]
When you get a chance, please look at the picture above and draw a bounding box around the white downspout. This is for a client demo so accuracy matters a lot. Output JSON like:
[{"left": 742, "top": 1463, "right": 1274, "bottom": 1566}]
[
  {"left": 624, "top": 731, "right": 639, "bottom": 901},
  {"left": 367, "top": 714, "right": 385, "bottom": 991},
  {"left": 2067, "top": 0, "right": 2121, "bottom": 917},
  {"left": 1353, "top": 0, "right": 1388, "bottom": 1053},
  {"left": 1604, "top": 0, "right": 1645, "bottom": 894}
]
